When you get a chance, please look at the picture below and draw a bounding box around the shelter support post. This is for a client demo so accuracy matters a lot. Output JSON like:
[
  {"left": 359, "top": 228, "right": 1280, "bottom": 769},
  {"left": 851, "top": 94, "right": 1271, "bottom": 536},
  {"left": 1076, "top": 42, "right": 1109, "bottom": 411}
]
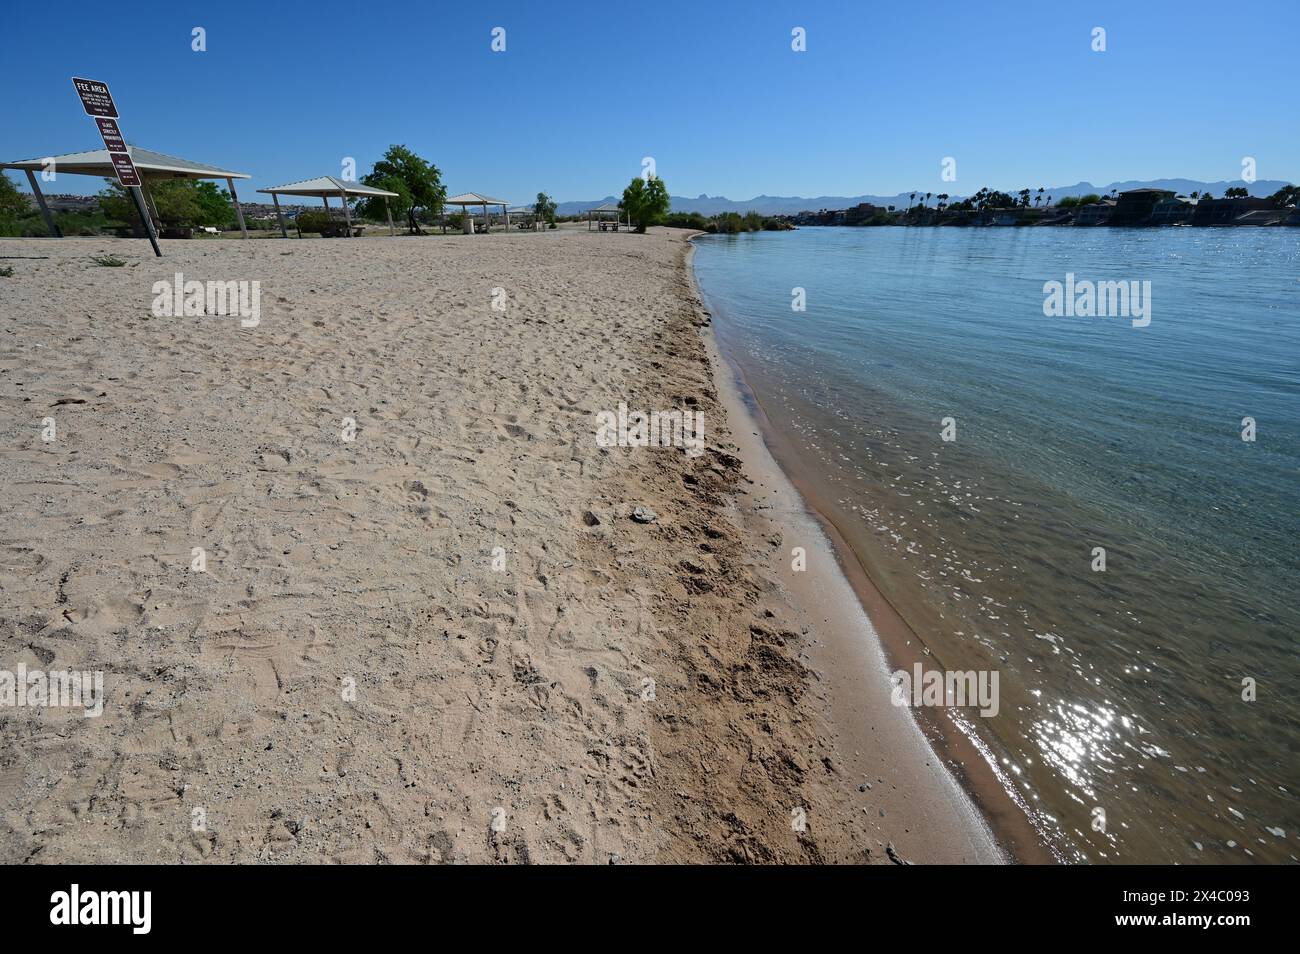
[
  {"left": 339, "top": 191, "right": 353, "bottom": 236},
  {"left": 24, "top": 170, "right": 61, "bottom": 238},
  {"left": 384, "top": 197, "right": 395, "bottom": 236},
  {"left": 226, "top": 178, "right": 248, "bottom": 238},
  {"left": 505, "top": 207, "right": 510, "bottom": 231},
  {"left": 271, "top": 193, "right": 288, "bottom": 238}
]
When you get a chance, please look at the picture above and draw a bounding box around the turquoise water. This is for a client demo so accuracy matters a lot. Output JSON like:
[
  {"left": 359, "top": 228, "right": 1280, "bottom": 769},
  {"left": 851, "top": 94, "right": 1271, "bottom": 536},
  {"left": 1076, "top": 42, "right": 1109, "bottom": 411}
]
[{"left": 693, "top": 226, "right": 1299, "bottom": 863}]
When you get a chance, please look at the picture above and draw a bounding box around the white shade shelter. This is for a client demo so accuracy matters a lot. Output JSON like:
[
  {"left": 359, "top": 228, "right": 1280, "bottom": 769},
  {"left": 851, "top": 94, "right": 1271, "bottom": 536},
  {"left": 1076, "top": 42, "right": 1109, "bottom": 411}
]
[
  {"left": 445, "top": 192, "right": 510, "bottom": 233},
  {"left": 0, "top": 145, "right": 251, "bottom": 238},
  {"left": 258, "top": 175, "right": 401, "bottom": 237},
  {"left": 586, "top": 203, "right": 627, "bottom": 231},
  {"left": 507, "top": 206, "right": 540, "bottom": 230}
]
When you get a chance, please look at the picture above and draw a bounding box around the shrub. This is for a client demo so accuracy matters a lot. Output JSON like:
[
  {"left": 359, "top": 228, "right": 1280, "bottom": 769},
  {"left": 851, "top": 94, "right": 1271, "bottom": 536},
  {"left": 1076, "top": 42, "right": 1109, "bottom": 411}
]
[
  {"left": 663, "top": 212, "right": 710, "bottom": 230},
  {"left": 295, "top": 211, "right": 332, "bottom": 234}
]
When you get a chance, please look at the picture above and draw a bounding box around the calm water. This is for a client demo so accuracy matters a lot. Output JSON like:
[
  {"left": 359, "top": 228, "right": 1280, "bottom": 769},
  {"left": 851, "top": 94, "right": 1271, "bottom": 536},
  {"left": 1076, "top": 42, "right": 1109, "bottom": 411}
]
[{"left": 693, "top": 226, "right": 1300, "bottom": 864}]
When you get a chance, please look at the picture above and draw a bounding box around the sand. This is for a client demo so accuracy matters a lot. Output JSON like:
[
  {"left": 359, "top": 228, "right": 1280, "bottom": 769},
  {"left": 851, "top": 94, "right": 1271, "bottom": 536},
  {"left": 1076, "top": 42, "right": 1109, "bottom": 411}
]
[{"left": 0, "top": 227, "right": 1003, "bottom": 863}]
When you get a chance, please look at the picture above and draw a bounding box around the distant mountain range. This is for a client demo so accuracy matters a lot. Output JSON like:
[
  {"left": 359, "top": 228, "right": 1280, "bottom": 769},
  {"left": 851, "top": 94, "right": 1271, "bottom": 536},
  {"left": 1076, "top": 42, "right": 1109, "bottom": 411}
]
[{"left": 555, "top": 179, "right": 1292, "bottom": 217}]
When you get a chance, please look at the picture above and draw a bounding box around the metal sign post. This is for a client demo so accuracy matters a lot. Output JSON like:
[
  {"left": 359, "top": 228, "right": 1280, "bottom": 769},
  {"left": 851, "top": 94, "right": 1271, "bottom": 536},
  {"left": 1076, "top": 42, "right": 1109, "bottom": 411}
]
[{"left": 72, "top": 77, "right": 161, "bottom": 257}]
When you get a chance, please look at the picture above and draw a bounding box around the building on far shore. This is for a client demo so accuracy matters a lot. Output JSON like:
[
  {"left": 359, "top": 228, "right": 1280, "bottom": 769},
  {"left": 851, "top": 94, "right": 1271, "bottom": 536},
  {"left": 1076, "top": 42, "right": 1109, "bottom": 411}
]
[
  {"left": 1150, "top": 197, "right": 1195, "bottom": 225},
  {"left": 1191, "top": 195, "right": 1274, "bottom": 225},
  {"left": 841, "top": 202, "right": 887, "bottom": 225},
  {"left": 1110, "top": 188, "right": 1176, "bottom": 225},
  {"left": 23, "top": 193, "right": 100, "bottom": 214},
  {"left": 1074, "top": 199, "right": 1116, "bottom": 225}
]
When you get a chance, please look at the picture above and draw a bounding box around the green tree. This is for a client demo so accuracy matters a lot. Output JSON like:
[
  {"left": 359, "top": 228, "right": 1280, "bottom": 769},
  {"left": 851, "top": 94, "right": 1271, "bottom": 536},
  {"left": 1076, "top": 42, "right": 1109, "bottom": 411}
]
[
  {"left": 1267, "top": 184, "right": 1300, "bottom": 208},
  {"left": 92, "top": 178, "right": 228, "bottom": 229},
  {"left": 620, "top": 176, "right": 670, "bottom": 233},
  {"left": 0, "top": 172, "right": 29, "bottom": 231},
  {"left": 99, "top": 178, "right": 217, "bottom": 228},
  {"left": 151, "top": 181, "right": 203, "bottom": 226},
  {"left": 192, "top": 180, "right": 235, "bottom": 228},
  {"left": 534, "top": 191, "right": 557, "bottom": 227},
  {"left": 362, "top": 145, "right": 445, "bottom": 234},
  {"left": 97, "top": 179, "right": 135, "bottom": 225},
  {"left": 1224, "top": 186, "right": 1249, "bottom": 198},
  {"left": 355, "top": 174, "right": 412, "bottom": 225},
  {"left": 714, "top": 211, "right": 743, "bottom": 234}
]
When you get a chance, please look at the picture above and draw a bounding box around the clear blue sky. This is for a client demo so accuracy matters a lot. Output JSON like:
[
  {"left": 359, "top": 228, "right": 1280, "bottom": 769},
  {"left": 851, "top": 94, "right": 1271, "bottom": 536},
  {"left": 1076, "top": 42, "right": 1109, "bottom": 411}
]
[{"left": 3, "top": 0, "right": 1297, "bottom": 203}]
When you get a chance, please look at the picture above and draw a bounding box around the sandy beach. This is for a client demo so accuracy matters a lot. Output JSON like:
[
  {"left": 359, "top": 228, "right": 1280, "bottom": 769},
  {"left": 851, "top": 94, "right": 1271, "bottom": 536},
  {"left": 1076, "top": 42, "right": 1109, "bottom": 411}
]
[{"left": 0, "top": 228, "right": 1003, "bottom": 863}]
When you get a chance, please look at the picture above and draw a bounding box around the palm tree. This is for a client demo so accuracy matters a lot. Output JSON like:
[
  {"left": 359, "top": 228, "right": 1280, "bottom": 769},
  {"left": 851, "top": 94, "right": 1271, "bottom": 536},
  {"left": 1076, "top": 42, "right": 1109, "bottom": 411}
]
[
  {"left": 908, "top": 192, "right": 916, "bottom": 211},
  {"left": 937, "top": 193, "right": 949, "bottom": 211},
  {"left": 924, "top": 192, "right": 932, "bottom": 208}
]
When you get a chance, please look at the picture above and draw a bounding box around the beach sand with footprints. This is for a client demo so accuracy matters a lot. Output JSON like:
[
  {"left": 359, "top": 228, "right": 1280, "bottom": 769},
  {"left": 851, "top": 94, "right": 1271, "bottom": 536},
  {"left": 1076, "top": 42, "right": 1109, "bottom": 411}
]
[{"left": 0, "top": 228, "right": 1000, "bottom": 863}]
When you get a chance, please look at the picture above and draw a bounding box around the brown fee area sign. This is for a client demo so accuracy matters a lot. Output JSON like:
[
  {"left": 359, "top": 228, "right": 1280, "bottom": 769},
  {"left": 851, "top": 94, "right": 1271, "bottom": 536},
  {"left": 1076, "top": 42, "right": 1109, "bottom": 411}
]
[
  {"left": 110, "top": 152, "right": 141, "bottom": 188},
  {"left": 71, "top": 77, "right": 118, "bottom": 118},
  {"left": 95, "top": 117, "right": 127, "bottom": 152}
]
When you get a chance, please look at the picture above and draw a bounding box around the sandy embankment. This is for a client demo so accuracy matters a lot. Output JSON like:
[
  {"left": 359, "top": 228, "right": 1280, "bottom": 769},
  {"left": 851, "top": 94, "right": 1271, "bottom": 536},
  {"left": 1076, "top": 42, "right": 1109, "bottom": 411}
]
[{"left": 0, "top": 228, "right": 999, "bottom": 863}]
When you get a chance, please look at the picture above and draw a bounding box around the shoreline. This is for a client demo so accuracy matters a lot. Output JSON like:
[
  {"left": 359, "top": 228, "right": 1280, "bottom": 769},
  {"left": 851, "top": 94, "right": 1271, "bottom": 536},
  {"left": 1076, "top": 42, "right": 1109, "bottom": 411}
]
[
  {"left": 680, "top": 235, "right": 1038, "bottom": 863},
  {"left": 685, "top": 233, "right": 1056, "bottom": 864}
]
